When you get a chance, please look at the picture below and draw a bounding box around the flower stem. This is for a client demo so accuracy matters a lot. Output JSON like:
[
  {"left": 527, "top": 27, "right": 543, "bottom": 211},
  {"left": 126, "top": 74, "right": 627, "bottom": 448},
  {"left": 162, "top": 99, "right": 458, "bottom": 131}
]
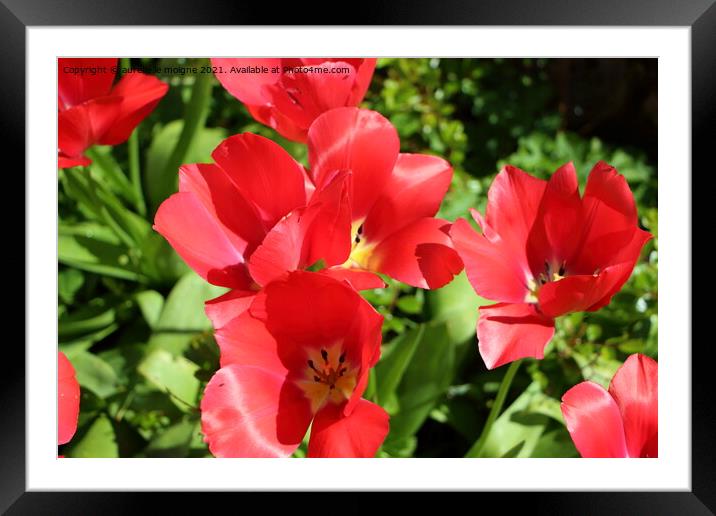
[
  {"left": 127, "top": 130, "right": 144, "bottom": 215},
  {"left": 84, "top": 147, "right": 135, "bottom": 203},
  {"left": 161, "top": 63, "right": 213, "bottom": 186},
  {"left": 465, "top": 359, "right": 522, "bottom": 458},
  {"left": 83, "top": 167, "right": 136, "bottom": 248},
  {"left": 121, "top": 58, "right": 146, "bottom": 217}
]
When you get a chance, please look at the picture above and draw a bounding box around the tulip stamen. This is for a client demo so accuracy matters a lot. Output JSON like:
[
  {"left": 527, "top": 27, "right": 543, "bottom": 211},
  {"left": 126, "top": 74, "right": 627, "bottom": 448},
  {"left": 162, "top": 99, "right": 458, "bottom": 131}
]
[
  {"left": 525, "top": 260, "right": 568, "bottom": 302},
  {"left": 544, "top": 260, "right": 567, "bottom": 282},
  {"left": 343, "top": 220, "right": 377, "bottom": 270},
  {"left": 354, "top": 224, "right": 364, "bottom": 244},
  {"left": 307, "top": 351, "right": 349, "bottom": 388}
]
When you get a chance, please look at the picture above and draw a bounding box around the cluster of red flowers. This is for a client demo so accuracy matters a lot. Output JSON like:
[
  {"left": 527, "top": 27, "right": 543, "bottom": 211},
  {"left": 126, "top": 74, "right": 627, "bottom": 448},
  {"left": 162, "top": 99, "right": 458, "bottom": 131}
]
[
  {"left": 154, "top": 59, "right": 461, "bottom": 457},
  {"left": 57, "top": 57, "right": 656, "bottom": 459}
]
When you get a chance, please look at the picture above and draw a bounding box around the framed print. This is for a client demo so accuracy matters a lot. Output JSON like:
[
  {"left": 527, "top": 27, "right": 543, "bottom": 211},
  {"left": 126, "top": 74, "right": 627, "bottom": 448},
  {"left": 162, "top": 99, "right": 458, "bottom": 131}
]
[{"left": 4, "top": 0, "right": 713, "bottom": 512}]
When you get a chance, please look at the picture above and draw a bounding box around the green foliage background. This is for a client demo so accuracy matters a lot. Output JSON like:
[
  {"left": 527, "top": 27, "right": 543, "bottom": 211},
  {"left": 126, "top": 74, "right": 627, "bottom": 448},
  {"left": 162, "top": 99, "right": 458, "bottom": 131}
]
[{"left": 58, "top": 58, "right": 658, "bottom": 458}]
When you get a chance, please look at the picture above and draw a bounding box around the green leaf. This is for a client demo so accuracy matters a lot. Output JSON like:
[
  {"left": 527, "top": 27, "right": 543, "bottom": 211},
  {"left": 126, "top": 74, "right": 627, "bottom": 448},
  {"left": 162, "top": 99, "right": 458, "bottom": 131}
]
[
  {"left": 380, "top": 435, "right": 417, "bottom": 458},
  {"left": 479, "top": 382, "right": 552, "bottom": 458},
  {"left": 134, "top": 290, "right": 164, "bottom": 329},
  {"left": 93, "top": 184, "right": 152, "bottom": 245},
  {"left": 143, "top": 417, "right": 198, "bottom": 457},
  {"left": 385, "top": 322, "right": 455, "bottom": 442},
  {"left": 375, "top": 324, "right": 425, "bottom": 405},
  {"left": 138, "top": 350, "right": 200, "bottom": 411},
  {"left": 427, "top": 271, "right": 489, "bottom": 346},
  {"left": 147, "top": 273, "right": 225, "bottom": 356},
  {"left": 65, "top": 414, "right": 118, "bottom": 458},
  {"left": 58, "top": 303, "right": 116, "bottom": 340},
  {"left": 139, "top": 231, "right": 191, "bottom": 285},
  {"left": 145, "top": 120, "right": 225, "bottom": 214},
  {"left": 58, "top": 268, "right": 84, "bottom": 304},
  {"left": 99, "top": 343, "right": 144, "bottom": 380},
  {"left": 525, "top": 389, "right": 565, "bottom": 424},
  {"left": 85, "top": 146, "right": 136, "bottom": 204},
  {"left": 436, "top": 396, "right": 483, "bottom": 441},
  {"left": 63, "top": 168, "right": 150, "bottom": 247},
  {"left": 531, "top": 427, "right": 579, "bottom": 458},
  {"left": 67, "top": 350, "right": 121, "bottom": 398},
  {"left": 58, "top": 223, "right": 147, "bottom": 282},
  {"left": 363, "top": 367, "right": 377, "bottom": 401},
  {"left": 396, "top": 292, "right": 423, "bottom": 315},
  {"left": 572, "top": 351, "right": 622, "bottom": 389}
]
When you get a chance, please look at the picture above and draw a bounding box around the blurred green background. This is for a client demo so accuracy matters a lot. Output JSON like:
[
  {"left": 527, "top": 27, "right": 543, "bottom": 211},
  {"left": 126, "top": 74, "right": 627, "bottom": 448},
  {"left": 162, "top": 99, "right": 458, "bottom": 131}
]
[{"left": 58, "top": 58, "right": 657, "bottom": 458}]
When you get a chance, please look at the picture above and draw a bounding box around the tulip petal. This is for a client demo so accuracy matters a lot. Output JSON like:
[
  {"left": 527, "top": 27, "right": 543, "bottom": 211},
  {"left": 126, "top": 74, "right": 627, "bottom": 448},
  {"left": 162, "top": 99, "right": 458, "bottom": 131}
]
[
  {"left": 58, "top": 154, "right": 92, "bottom": 169},
  {"left": 249, "top": 271, "right": 383, "bottom": 403},
  {"left": 58, "top": 97, "right": 123, "bottom": 159},
  {"left": 369, "top": 217, "right": 463, "bottom": 289},
  {"left": 526, "top": 162, "right": 583, "bottom": 273},
  {"left": 572, "top": 161, "right": 650, "bottom": 273},
  {"left": 58, "top": 107, "right": 92, "bottom": 159},
  {"left": 348, "top": 59, "right": 377, "bottom": 105},
  {"left": 58, "top": 58, "right": 116, "bottom": 108},
  {"left": 299, "top": 171, "right": 352, "bottom": 268},
  {"left": 585, "top": 161, "right": 639, "bottom": 222},
  {"left": 485, "top": 165, "right": 547, "bottom": 266},
  {"left": 99, "top": 72, "right": 168, "bottom": 145},
  {"left": 212, "top": 133, "right": 306, "bottom": 228},
  {"left": 179, "top": 163, "right": 266, "bottom": 256},
  {"left": 477, "top": 303, "right": 555, "bottom": 369},
  {"left": 211, "top": 58, "right": 282, "bottom": 106},
  {"left": 248, "top": 172, "right": 352, "bottom": 286},
  {"left": 153, "top": 192, "right": 252, "bottom": 289},
  {"left": 247, "top": 210, "right": 306, "bottom": 287},
  {"left": 561, "top": 381, "right": 629, "bottom": 458},
  {"left": 268, "top": 61, "right": 357, "bottom": 132},
  {"left": 609, "top": 354, "right": 658, "bottom": 458},
  {"left": 201, "top": 365, "right": 312, "bottom": 457},
  {"left": 450, "top": 216, "right": 530, "bottom": 303},
  {"left": 308, "top": 107, "right": 399, "bottom": 220},
  {"left": 246, "top": 103, "right": 307, "bottom": 143},
  {"left": 363, "top": 153, "right": 453, "bottom": 243},
  {"left": 204, "top": 289, "right": 256, "bottom": 330},
  {"left": 319, "top": 267, "right": 386, "bottom": 290},
  {"left": 537, "top": 262, "right": 634, "bottom": 318},
  {"left": 58, "top": 352, "right": 80, "bottom": 445},
  {"left": 215, "top": 310, "right": 287, "bottom": 373},
  {"left": 307, "top": 399, "right": 389, "bottom": 458}
]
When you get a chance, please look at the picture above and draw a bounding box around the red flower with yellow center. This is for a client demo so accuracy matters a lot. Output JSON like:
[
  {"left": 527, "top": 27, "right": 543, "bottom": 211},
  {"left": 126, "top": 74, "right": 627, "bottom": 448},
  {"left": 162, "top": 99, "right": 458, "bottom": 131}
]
[
  {"left": 154, "top": 109, "right": 462, "bottom": 329},
  {"left": 200, "top": 271, "right": 388, "bottom": 457},
  {"left": 153, "top": 132, "right": 383, "bottom": 329},
  {"left": 450, "top": 162, "right": 652, "bottom": 369},
  {"left": 253, "top": 107, "right": 463, "bottom": 290}
]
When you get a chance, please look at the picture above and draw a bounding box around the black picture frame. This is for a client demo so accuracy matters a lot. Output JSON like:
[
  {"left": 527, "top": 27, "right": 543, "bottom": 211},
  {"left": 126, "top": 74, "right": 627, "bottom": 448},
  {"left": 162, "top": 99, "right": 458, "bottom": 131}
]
[{"left": 4, "top": 0, "right": 711, "bottom": 513}]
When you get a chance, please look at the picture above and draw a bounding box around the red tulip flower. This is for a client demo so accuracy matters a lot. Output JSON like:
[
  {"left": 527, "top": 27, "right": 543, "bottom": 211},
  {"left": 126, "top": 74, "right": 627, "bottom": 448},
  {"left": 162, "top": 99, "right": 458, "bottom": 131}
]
[
  {"left": 58, "top": 352, "right": 80, "bottom": 446},
  {"left": 201, "top": 271, "right": 389, "bottom": 457},
  {"left": 212, "top": 58, "right": 376, "bottom": 142},
  {"left": 561, "top": 353, "right": 657, "bottom": 458},
  {"left": 58, "top": 58, "right": 168, "bottom": 168},
  {"left": 254, "top": 107, "right": 463, "bottom": 290},
  {"left": 153, "top": 132, "right": 383, "bottom": 329},
  {"left": 450, "top": 162, "right": 651, "bottom": 369}
]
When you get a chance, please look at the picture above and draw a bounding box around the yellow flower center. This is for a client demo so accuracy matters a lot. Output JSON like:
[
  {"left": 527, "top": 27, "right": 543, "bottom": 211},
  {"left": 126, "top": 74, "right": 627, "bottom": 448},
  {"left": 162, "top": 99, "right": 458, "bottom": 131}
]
[
  {"left": 343, "top": 220, "right": 377, "bottom": 270},
  {"left": 525, "top": 260, "right": 567, "bottom": 303},
  {"left": 296, "top": 344, "right": 357, "bottom": 412}
]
